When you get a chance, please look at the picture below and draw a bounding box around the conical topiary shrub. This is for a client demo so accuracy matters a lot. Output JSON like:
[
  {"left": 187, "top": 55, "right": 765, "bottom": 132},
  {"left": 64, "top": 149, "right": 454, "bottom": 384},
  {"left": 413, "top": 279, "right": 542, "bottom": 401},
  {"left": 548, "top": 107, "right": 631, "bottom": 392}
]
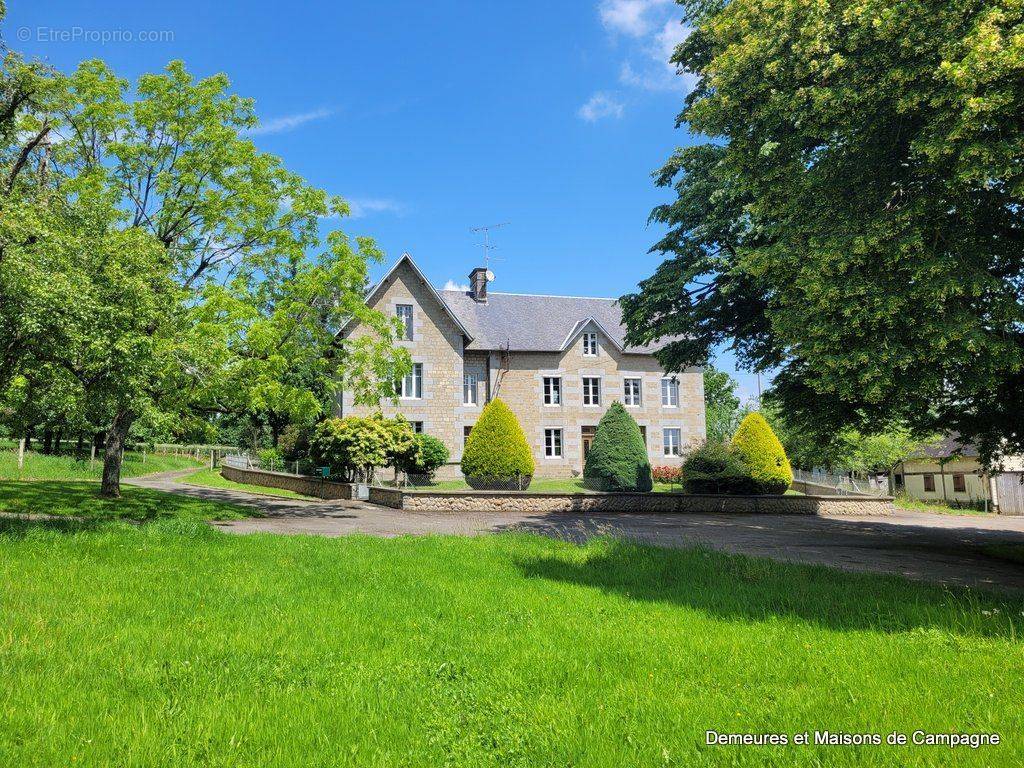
[
  {"left": 730, "top": 412, "right": 793, "bottom": 494},
  {"left": 460, "top": 398, "right": 534, "bottom": 490},
  {"left": 583, "top": 401, "right": 653, "bottom": 492}
]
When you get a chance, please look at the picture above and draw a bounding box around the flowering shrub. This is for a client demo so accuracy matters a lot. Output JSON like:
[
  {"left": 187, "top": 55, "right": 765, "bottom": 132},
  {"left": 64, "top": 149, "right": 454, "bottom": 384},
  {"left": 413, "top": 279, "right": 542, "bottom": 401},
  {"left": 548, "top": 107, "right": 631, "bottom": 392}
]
[{"left": 652, "top": 465, "right": 683, "bottom": 484}]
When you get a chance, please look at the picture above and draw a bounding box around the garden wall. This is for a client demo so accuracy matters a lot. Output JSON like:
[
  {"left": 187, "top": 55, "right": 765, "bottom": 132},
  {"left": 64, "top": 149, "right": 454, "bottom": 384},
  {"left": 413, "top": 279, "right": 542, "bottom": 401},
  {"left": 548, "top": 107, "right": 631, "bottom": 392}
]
[
  {"left": 220, "top": 465, "right": 353, "bottom": 500},
  {"left": 393, "top": 491, "right": 893, "bottom": 516}
]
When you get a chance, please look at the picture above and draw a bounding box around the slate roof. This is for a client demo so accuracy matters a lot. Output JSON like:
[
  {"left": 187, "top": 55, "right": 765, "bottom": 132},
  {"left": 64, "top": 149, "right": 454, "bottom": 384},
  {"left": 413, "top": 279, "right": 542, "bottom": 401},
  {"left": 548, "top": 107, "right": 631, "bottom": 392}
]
[
  {"left": 914, "top": 433, "right": 979, "bottom": 460},
  {"left": 438, "top": 289, "right": 661, "bottom": 354},
  {"left": 350, "top": 253, "right": 668, "bottom": 354}
]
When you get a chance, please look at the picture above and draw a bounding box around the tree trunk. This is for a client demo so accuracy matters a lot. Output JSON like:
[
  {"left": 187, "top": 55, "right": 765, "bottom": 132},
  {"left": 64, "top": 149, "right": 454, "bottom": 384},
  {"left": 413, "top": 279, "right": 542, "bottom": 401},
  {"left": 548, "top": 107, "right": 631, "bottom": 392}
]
[
  {"left": 53, "top": 429, "right": 63, "bottom": 455},
  {"left": 76, "top": 433, "right": 85, "bottom": 456},
  {"left": 100, "top": 410, "right": 135, "bottom": 498},
  {"left": 42, "top": 429, "right": 53, "bottom": 455}
]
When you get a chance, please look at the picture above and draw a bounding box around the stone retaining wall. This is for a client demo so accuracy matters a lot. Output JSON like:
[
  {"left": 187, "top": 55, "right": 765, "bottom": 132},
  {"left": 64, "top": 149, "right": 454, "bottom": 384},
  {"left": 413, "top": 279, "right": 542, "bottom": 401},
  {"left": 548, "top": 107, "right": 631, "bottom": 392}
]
[
  {"left": 395, "top": 490, "right": 893, "bottom": 516},
  {"left": 220, "top": 465, "right": 353, "bottom": 500},
  {"left": 368, "top": 486, "right": 404, "bottom": 509}
]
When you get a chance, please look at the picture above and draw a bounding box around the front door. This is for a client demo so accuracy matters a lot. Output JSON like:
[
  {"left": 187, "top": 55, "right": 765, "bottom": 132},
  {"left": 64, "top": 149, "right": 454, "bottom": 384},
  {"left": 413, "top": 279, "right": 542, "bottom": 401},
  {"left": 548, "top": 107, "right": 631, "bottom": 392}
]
[{"left": 581, "top": 426, "right": 597, "bottom": 468}]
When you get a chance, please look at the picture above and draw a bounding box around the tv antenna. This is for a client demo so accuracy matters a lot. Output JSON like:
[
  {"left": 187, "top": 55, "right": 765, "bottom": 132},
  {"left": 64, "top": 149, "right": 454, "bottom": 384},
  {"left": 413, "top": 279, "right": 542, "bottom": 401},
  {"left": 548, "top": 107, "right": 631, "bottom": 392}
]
[{"left": 470, "top": 222, "right": 509, "bottom": 270}]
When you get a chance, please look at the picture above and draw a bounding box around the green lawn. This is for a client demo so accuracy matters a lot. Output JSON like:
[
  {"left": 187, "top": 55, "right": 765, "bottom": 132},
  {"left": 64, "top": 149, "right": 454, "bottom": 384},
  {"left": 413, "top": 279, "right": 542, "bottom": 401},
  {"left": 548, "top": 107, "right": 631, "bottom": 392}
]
[
  {"left": 0, "top": 480, "right": 251, "bottom": 522},
  {"left": 894, "top": 494, "right": 992, "bottom": 516},
  {"left": 0, "top": 448, "right": 202, "bottom": 482},
  {"left": 1, "top": 489, "right": 1022, "bottom": 766},
  {"left": 183, "top": 467, "right": 318, "bottom": 500}
]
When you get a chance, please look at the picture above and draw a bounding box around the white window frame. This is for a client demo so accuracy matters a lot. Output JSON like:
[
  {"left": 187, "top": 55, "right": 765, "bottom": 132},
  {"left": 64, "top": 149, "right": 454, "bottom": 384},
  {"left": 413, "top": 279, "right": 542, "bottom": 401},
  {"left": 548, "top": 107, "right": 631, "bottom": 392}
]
[
  {"left": 544, "top": 428, "right": 563, "bottom": 458},
  {"left": 400, "top": 363, "right": 423, "bottom": 399},
  {"left": 663, "top": 428, "right": 682, "bottom": 457},
  {"left": 623, "top": 377, "right": 642, "bottom": 407},
  {"left": 582, "top": 376, "right": 601, "bottom": 407},
  {"left": 661, "top": 377, "right": 680, "bottom": 408},
  {"left": 396, "top": 304, "right": 414, "bottom": 341},
  {"left": 411, "top": 421, "right": 424, "bottom": 434},
  {"left": 543, "top": 376, "right": 562, "bottom": 406},
  {"left": 463, "top": 372, "right": 478, "bottom": 406},
  {"left": 582, "top": 332, "right": 598, "bottom": 357}
]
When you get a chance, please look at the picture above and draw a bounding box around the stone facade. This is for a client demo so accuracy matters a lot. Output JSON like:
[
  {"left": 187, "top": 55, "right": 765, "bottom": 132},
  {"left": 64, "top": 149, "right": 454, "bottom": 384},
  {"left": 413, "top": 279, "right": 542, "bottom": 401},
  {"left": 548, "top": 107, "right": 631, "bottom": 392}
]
[{"left": 339, "top": 256, "right": 706, "bottom": 478}]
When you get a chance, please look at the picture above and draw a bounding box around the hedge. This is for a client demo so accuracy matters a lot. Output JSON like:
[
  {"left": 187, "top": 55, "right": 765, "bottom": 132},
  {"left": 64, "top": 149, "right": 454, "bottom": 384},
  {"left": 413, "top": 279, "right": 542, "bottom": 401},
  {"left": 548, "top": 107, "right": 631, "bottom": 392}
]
[
  {"left": 730, "top": 412, "right": 793, "bottom": 494},
  {"left": 460, "top": 399, "right": 534, "bottom": 484},
  {"left": 583, "top": 402, "right": 653, "bottom": 492}
]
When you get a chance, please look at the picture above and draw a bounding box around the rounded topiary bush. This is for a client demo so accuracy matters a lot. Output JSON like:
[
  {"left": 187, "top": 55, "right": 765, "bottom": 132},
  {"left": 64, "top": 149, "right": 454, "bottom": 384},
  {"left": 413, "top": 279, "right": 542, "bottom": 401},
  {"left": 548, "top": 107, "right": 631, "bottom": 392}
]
[
  {"left": 460, "top": 398, "right": 534, "bottom": 489},
  {"left": 583, "top": 402, "right": 653, "bottom": 492},
  {"left": 680, "top": 441, "right": 759, "bottom": 495},
  {"left": 730, "top": 412, "right": 793, "bottom": 494},
  {"left": 398, "top": 433, "right": 450, "bottom": 483}
]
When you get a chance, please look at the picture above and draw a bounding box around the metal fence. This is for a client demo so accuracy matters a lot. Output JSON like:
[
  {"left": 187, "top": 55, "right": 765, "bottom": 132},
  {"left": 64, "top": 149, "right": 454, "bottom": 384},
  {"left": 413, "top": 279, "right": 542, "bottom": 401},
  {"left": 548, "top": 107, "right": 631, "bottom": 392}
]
[{"left": 792, "top": 468, "right": 888, "bottom": 497}]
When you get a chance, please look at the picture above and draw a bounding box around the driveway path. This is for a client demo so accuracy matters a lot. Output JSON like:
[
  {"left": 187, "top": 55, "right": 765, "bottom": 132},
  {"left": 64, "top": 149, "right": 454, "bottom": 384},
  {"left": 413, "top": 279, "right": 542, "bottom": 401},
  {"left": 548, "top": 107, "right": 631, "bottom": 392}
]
[{"left": 128, "top": 470, "right": 1024, "bottom": 592}]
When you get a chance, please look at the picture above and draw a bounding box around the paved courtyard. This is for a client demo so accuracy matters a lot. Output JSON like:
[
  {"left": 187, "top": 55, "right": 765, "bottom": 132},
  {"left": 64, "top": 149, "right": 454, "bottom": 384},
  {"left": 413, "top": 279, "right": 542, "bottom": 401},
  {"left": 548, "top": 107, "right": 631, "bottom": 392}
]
[{"left": 130, "top": 471, "right": 1024, "bottom": 593}]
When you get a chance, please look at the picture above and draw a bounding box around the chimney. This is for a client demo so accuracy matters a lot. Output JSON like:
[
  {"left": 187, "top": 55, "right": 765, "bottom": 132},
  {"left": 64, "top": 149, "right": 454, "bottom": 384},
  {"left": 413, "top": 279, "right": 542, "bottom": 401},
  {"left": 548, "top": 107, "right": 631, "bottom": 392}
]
[{"left": 469, "top": 267, "right": 490, "bottom": 302}]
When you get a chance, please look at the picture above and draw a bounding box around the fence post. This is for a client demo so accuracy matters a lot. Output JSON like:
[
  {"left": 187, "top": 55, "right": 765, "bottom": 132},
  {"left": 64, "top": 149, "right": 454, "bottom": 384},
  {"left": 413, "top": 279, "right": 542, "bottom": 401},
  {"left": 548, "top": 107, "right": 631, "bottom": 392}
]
[
  {"left": 17, "top": 437, "right": 25, "bottom": 471},
  {"left": 90, "top": 443, "right": 96, "bottom": 470}
]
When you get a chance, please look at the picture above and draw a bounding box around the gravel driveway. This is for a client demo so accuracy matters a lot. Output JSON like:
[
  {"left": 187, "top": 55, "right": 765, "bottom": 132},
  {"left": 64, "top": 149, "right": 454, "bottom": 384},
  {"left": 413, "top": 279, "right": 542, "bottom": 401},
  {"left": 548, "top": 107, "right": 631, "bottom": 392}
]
[{"left": 129, "top": 470, "right": 1024, "bottom": 592}]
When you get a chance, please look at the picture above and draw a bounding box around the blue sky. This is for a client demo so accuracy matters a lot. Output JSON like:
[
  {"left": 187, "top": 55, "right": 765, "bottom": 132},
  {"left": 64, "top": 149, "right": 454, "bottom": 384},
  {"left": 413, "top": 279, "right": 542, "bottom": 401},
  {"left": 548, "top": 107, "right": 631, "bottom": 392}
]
[{"left": 4, "top": 0, "right": 759, "bottom": 402}]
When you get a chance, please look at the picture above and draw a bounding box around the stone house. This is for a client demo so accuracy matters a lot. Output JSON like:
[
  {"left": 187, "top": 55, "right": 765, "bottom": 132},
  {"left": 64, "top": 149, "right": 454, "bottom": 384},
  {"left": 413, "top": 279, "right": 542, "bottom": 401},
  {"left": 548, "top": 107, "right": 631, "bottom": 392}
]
[{"left": 338, "top": 254, "right": 706, "bottom": 478}]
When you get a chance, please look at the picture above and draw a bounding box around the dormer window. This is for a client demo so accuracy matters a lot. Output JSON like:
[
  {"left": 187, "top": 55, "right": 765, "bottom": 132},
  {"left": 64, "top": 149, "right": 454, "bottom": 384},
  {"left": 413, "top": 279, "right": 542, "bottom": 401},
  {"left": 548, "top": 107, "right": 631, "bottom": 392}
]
[{"left": 583, "top": 332, "right": 598, "bottom": 356}]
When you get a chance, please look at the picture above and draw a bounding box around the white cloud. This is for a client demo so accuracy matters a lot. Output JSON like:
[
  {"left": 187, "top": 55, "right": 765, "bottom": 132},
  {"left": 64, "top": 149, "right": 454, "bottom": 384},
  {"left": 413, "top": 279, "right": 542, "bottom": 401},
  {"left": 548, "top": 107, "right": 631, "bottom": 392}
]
[
  {"left": 246, "top": 108, "right": 334, "bottom": 136},
  {"left": 346, "top": 198, "right": 404, "bottom": 219},
  {"left": 442, "top": 280, "right": 471, "bottom": 292},
  {"left": 578, "top": 92, "right": 625, "bottom": 122},
  {"left": 592, "top": 2, "right": 695, "bottom": 104},
  {"left": 599, "top": 0, "right": 670, "bottom": 37}
]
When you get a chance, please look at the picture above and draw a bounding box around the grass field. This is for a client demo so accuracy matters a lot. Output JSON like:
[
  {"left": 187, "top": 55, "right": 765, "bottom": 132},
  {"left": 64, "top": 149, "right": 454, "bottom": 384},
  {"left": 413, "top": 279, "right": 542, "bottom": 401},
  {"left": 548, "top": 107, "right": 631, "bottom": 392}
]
[
  {"left": 0, "top": 449, "right": 201, "bottom": 482},
  {"left": 183, "top": 467, "right": 318, "bottom": 500},
  {"left": 893, "top": 494, "right": 991, "bottom": 516},
  {"left": 0, "top": 480, "right": 251, "bottom": 522},
  {"left": 1, "top": 490, "right": 1022, "bottom": 766}
]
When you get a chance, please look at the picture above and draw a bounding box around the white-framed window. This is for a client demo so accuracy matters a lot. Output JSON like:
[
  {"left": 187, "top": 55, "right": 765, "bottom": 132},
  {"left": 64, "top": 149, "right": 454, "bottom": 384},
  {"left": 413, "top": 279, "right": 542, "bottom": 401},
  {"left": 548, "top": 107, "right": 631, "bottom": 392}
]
[
  {"left": 582, "top": 376, "right": 601, "bottom": 406},
  {"left": 543, "top": 376, "right": 561, "bottom": 405},
  {"left": 544, "top": 428, "right": 563, "bottom": 458},
  {"left": 400, "top": 363, "right": 423, "bottom": 399},
  {"left": 663, "top": 428, "right": 682, "bottom": 456},
  {"left": 463, "top": 372, "right": 478, "bottom": 405},
  {"left": 582, "top": 332, "right": 598, "bottom": 356},
  {"left": 661, "top": 377, "right": 680, "bottom": 407},
  {"left": 623, "top": 377, "right": 642, "bottom": 407},
  {"left": 411, "top": 421, "right": 424, "bottom": 434},
  {"left": 396, "top": 304, "right": 414, "bottom": 341}
]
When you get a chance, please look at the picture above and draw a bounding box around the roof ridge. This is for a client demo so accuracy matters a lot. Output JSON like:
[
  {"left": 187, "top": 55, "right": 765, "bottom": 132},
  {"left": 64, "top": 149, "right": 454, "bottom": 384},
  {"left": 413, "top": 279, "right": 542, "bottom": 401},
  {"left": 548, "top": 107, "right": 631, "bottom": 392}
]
[{"left": 440, "top": 289, "right": 618, "bottom": 301}]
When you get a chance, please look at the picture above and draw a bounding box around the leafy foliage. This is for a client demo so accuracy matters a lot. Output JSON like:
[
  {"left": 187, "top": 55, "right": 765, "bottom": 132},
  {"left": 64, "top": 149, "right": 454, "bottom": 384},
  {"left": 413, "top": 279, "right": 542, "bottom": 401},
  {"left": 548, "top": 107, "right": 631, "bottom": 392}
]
[
  {"left": 583, "top": 402, "right": 653, "bottom": 492},
  {"left": 703, "top": 365, "right": 742, "bottom": 444},
  {"left": 731, "top": 413, "right": 793, "bottom": 494},
  {"left": 460, "top": 399, "right": 533, "bottom": 484},
  {"left": 620, "top": 0, "right": 1024, "bottom": 465},
  {"left": 310, "top": 416, "right": 414, "bottom": 482},
  {"left": 397, "top": 433, "right": 450, "bottom": 477},
  {"left": 0, "top": 41, "right": 408, "bottom": 496},
  {"left": 277, "top": 424, "right": 311, "bottom": 462},
  {"left": 680, "top": 442, "right": 760, "bottom": 495},
  {"left": 652, "top": 465, "right": 683, "bottom": 484}
]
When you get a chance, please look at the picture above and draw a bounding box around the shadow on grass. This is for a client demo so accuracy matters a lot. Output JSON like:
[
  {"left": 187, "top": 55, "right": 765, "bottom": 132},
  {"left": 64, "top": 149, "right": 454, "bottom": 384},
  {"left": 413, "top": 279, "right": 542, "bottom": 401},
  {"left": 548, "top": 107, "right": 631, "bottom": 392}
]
[
  {"left": 514, "top": 538, "right": 1024, "bottom": 639},
  {"left": 0, "top": 480, "right": 251, "bottom": 524}
]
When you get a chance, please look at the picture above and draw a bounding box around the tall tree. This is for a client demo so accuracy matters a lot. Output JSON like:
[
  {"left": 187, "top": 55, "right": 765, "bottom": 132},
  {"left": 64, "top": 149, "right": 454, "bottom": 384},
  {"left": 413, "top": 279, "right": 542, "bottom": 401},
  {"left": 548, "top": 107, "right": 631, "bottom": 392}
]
[
  {"left": 703, "top": 365, "right": 741, "bottom": 443},
  {"left": 621, "top": 0, "right": 1024, "bottom": 465},
  {"left": 4, "top": 56, "right": 407, "bottom": 495}
]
